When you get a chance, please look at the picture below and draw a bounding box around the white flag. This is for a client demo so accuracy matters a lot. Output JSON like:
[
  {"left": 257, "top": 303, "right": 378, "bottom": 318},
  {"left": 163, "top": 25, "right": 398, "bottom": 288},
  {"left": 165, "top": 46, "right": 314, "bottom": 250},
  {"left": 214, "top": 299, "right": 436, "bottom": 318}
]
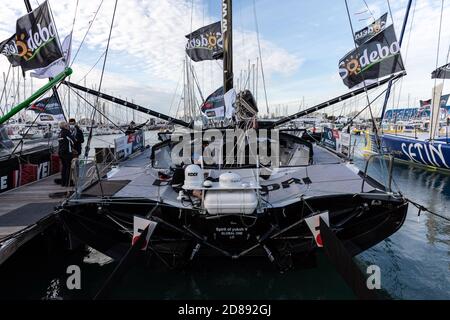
[
  {"left": 224, "top": 88, "right": 236, "bottom": 119},
  {"left": 31, "top": 32, "right": 72, "bottom": 79},
  {"left": 305, "top": 211, "right": 329, "bottom": 247},
  {"left": 132, "top": 216, "right": 157, "bottom": 250}
]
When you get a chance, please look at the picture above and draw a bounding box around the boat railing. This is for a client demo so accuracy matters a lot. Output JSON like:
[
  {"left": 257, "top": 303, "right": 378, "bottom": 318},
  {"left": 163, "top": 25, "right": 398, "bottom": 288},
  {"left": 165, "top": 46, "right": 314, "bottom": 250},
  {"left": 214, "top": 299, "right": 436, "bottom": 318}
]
[
  {"left": 72, "top": 151, "right": 116, "bottom": 196},
  {"left": 361, "top": 153, "right": 395, "bottom": 193}
]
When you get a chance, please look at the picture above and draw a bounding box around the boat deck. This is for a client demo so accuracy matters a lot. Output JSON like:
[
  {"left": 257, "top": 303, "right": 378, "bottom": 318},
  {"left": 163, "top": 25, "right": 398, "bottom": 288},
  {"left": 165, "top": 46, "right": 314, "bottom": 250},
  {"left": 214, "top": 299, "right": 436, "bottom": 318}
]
[
  {"left": 74, "top": 144, "right": 377, "bottom": 208},
  {"left": 0, "top": 174, "right": 72, "bottom": 265}
]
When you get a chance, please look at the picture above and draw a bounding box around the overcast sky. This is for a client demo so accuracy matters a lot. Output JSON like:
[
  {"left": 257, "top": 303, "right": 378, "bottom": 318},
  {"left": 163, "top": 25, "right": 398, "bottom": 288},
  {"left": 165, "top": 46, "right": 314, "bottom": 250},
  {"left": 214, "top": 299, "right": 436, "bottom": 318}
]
[{"left": 1, "top": 0, "right": 450, "bottom": 120}]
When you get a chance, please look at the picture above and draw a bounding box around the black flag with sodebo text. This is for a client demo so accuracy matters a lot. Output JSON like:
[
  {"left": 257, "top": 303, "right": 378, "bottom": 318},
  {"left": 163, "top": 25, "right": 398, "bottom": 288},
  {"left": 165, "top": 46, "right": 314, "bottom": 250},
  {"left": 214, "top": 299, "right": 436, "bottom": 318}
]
[
  {"left": 339, "top": 25, "right": 405, "bottom": 89},
  {"left": 354, "top": 13, "right": 388, "bottom": 46},
  {"left": 185, "top": 21, "right": 223, "bottom": 62},
  {"left": 14, "top": 1, "right": 63, "bottom": 72}
]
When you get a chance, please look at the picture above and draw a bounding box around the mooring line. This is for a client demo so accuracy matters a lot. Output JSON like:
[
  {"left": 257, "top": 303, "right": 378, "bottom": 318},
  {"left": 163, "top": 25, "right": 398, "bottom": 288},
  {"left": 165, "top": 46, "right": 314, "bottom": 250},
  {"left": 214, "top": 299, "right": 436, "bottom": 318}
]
[{"left": 406, "top": 198, "right": 450, "bottom": 222}]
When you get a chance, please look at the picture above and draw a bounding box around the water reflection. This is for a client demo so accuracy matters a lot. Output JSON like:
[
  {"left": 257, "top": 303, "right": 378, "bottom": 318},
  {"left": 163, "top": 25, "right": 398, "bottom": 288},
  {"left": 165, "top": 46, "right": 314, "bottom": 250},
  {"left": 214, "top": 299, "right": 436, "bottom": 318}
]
[
  {"left": 0, "top": 133, "right": 449, "bottom": 299},
  {"left": 354, "top": 149, "right": 450, "bottom": 299}
]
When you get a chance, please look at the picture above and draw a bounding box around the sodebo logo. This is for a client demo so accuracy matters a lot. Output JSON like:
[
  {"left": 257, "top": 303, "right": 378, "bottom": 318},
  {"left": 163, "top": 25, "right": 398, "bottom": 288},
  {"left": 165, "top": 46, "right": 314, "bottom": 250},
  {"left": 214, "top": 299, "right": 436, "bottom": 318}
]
[
  {"left": 339, "top": 41, "right": 400, "bottom": 80},
  {"left": 355, "top": 20, "right": 386, "bottom": 42},
  {"left": 16, "top": 22, "right": 57, "bottom": 61}
]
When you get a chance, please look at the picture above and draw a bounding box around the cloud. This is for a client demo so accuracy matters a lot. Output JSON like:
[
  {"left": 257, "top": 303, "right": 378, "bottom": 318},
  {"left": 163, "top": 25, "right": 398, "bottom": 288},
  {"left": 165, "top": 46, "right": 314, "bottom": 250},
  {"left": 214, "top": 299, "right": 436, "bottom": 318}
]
[
  {"left": 4, "top": 0, "right": 445, "bottom": 121},
  {"left": 0, "top": 0, "right": 301, "bottom": 116},
  {"left": 52, "top": 0, "right": 300, "bottom": 84}
]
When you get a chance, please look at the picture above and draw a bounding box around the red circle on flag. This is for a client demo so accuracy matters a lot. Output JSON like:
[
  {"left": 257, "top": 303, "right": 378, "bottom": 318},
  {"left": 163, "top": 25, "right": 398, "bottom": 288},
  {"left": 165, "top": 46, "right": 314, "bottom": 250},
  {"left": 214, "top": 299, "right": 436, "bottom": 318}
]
[{"left": 316, "top": 233, "right": 323, "bottom": 246}]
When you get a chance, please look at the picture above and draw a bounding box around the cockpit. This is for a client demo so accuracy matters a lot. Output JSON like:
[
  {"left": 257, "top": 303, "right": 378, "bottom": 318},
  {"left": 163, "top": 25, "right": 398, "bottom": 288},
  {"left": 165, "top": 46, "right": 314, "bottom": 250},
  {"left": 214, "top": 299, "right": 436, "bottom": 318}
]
[{"left": 151, "top": 130, "right": 313, "bottom": 169}]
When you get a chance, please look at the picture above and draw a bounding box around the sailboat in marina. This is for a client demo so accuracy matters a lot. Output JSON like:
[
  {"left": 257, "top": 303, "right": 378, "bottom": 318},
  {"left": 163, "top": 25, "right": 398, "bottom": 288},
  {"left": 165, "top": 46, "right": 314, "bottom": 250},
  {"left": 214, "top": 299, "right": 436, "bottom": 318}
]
[
  {"left": 48, "top": 0, "right": 411, "bottom": 271},
  {"left": 0, "top": 1, "right": 70, "bottom": 193},
  {"left": 364, "top": 2, "right": 450, "bottom": 173},
  {"left": 366, "top": 84, "right": 450, "bottom": 172}
]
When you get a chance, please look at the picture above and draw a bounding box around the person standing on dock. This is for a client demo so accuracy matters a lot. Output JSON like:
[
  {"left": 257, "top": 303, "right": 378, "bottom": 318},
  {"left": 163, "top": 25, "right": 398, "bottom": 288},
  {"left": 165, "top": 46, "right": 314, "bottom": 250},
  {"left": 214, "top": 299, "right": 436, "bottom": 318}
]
[
  {"left": 58, "top": 122, "right": 75, "bottom": 187},
  {"left": 68, "top": 118, "right": 84, "bottom": 157}
]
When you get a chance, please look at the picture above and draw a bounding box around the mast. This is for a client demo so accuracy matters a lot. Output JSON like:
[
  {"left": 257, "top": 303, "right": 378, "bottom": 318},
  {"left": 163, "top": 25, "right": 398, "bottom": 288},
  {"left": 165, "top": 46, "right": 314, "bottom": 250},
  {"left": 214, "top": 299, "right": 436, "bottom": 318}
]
[
  {"left": 222, "top": 0, "right": 233, "bottom": 92},
  {"left": 379, "top": 0, "right": 413, "bottom": 122}
]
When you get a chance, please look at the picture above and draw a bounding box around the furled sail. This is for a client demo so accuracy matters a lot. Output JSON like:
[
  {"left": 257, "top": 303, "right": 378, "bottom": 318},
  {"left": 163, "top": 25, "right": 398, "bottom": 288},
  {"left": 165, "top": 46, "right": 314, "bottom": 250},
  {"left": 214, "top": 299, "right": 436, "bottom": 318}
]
[
  {"left": 430, "top": 83, "right": 444, "bottom": 141},
  {"left": 339, "top": 25, "right": 405, "bottom": 89},
  {"left": 185, "top": 21, "right": 223, "bottom": 62}
]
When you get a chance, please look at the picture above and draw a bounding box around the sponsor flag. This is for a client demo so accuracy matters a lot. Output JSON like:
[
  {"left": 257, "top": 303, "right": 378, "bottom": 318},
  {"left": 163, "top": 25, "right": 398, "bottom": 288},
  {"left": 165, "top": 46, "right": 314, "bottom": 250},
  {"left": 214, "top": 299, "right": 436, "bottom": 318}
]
[
  {"left": 31, "top": 32, "right": 72, "bottom": 79},
  {"left": 0, "top": 34, "right": 21, "bottom": 67},
  {"left": 27, "top": 95, "right": 65, "bottom": 121},
  {"left": 419, "top": 94, "right": 449, "bottom": 110},
  {"left": 419, "top": 99, "right": 432, "bottom": 109},
  {"left": 185, "top": 21, "right": 223, "bottom": 62},
  {"left": 432, "top": 62, "right": 450, "bottom": 79},
  {"left": 440, "top": 94, "right": 450, "bottom": 108},
  {"left": 321, "top": 127, "right": 339, "bottom": 150},
  {"left": 305, "top": 211, "right": 329, "bottom": 247},
  {"left": 339, "top": 25, "right": 405, "bottom": 89},
  {"left": 201, "top": 87, "right": 225, "bottom": 118},
  {"left": 15, "top": 0, "right": 63, "bottom": 72},
  {"left": 132, "top": 216, "right": 157, "bottom": 250},
  {"left": 354, "top": 13, "right": 388, "bottom": 46}
]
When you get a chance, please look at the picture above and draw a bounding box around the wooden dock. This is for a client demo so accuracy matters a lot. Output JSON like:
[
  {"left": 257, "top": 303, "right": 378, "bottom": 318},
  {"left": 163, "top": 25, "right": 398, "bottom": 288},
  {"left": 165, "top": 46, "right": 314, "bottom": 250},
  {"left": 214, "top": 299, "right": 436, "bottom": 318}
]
[{"left": 0, "top": 174, "right": 72, "bottom": 265}]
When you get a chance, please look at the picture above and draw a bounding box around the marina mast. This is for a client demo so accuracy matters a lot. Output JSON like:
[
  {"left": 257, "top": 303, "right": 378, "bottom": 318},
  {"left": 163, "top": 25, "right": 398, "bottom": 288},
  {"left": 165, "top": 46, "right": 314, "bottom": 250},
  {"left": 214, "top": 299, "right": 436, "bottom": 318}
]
[{"left": 222, "top": 0, "right": 233, "bottom": 93}]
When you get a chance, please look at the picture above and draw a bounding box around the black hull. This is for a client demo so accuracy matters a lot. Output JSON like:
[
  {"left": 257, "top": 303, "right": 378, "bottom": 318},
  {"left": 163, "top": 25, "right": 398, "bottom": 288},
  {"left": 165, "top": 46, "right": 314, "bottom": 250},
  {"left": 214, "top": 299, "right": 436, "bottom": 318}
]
[{"left": 60, "top": 193, "right": 407, "bottom": 269}]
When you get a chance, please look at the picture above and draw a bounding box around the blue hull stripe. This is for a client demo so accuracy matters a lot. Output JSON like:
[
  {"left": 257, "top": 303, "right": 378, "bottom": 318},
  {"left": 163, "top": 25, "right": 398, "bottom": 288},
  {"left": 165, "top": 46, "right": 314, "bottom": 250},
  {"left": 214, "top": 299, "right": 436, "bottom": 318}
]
[{"left": 381, "top": 135, "right": 450, "bottom": 169}]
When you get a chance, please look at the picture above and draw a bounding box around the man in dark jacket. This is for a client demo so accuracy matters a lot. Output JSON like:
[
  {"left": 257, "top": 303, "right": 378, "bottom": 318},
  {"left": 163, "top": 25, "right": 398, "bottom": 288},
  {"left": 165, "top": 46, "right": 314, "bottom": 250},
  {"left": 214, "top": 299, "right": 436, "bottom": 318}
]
[
  {"left": 58, "top": 122, "right": 75, "bottom": 187},
  {"left": 68, "top": 118, "right": 84, "bottom": 157}
]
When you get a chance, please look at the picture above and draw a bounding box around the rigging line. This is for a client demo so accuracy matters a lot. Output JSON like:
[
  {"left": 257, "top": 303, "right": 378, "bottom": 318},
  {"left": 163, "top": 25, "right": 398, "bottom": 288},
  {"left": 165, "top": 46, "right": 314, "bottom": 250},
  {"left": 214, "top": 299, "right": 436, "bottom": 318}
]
[
  {"left": 47, "top": 1, "right": 63, "bottom": 52},
  {"left": 76, "top": 51, "right": 107, "bottom": 84},
  {"left": 0, "top": 65, "right": 12, "bottom": 115},
  {"left": 344, "top": 0, "right": 379, "bottom": 145},
  {"left": 438, "top": 1, "right": 450, "bottom": 92},
  {"left": 343, "top": 78, "right": 402, "bottom": 129},
  {"left": 189, "top": 0, "right": 195, "bottom": 36},
  {"left": 68, "top": 86, "right": 125, "bottom": 134},
  {"left": 432, "top": 0, "right": 444, "bottom": 120},
  {"left": 394, "top": 0, "right": 417, "bottom": 110},
  {"left": 70, "top": 0, "right": 105, "bottom": 67},
  {"left": 190, "top": 64, "right": 205, "bottom": 103},
  {"left": 70, "top": 0, "right": 80, "bottom": 36},
  {"left": 386, "top": 0, "right": 395, "bottom": 27},
  {"left": 84, "top": 0, "right": 118, "bottom": 159},
  {"left": 252, "top": 0, "right": 269, "bottom": 115},
  {"left": 168, "top": 68, "right": 183, "bottom": 117},
  {"left": 435, "top": 0, "right": 444, "bottom": 72},
  {"left": 362, "top": 0, "right": 375, "bottom": 20}
]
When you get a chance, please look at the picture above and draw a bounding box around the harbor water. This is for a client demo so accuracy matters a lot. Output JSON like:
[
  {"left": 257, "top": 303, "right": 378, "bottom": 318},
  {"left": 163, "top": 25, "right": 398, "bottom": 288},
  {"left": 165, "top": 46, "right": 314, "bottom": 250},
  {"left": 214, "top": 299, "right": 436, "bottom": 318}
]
[{"left": 0, "top": 134, "right": 448, "bottom": 300}]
